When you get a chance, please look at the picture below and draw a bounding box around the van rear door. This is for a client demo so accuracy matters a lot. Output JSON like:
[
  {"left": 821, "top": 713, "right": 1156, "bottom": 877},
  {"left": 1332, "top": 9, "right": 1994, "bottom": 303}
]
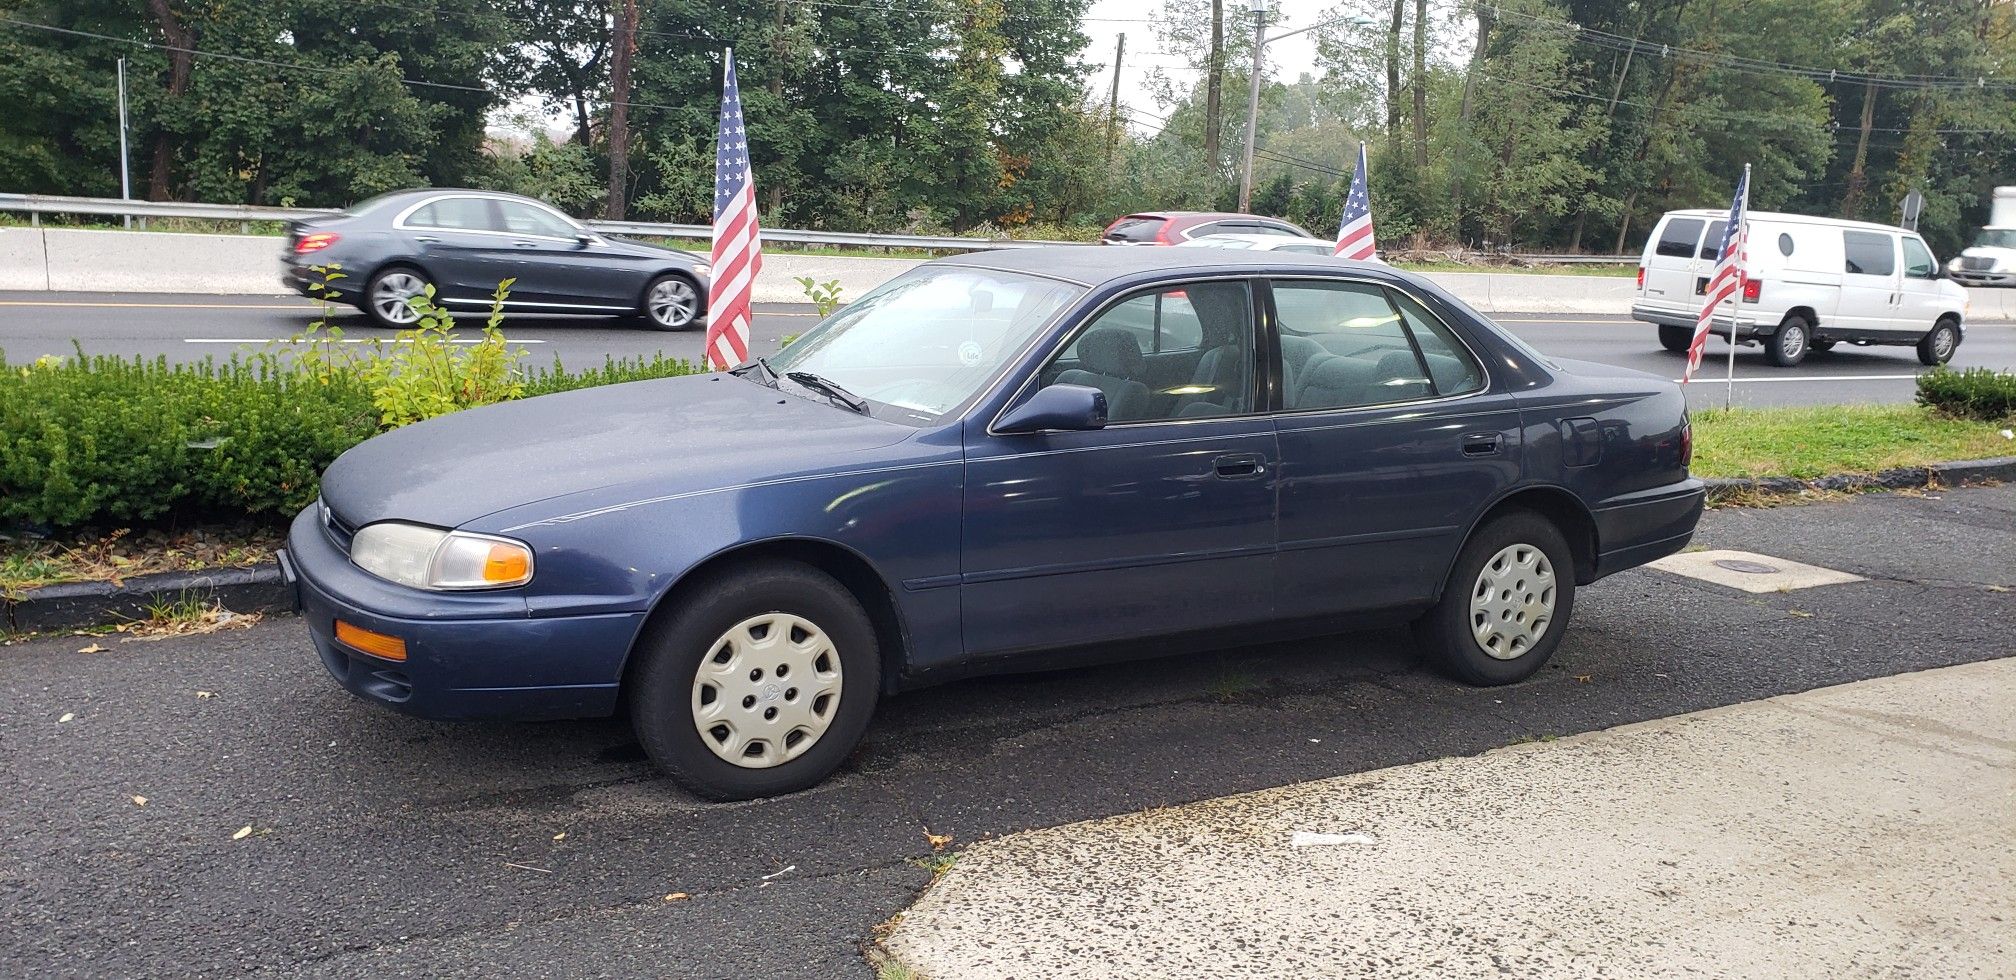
[{"left": 1642, "top": 215, "right": 1707, "bottom": 306}]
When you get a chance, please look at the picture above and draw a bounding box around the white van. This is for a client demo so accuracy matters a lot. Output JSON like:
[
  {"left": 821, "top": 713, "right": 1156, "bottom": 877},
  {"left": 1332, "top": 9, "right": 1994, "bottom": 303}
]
[{"left": 1631, "top": 210, "right": 1969, "bottom": 366}]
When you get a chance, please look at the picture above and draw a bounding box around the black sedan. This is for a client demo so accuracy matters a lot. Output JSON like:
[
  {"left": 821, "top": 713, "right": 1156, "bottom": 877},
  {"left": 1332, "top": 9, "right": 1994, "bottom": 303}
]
[{"left": 281, "top": 188, "right": 711, "bottom": 330}]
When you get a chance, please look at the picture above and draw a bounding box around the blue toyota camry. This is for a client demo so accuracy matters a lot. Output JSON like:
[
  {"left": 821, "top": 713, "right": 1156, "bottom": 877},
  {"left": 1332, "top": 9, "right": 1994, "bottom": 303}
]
[{"left": 282, "top": 248, "right": 1705, "bottom": 800}]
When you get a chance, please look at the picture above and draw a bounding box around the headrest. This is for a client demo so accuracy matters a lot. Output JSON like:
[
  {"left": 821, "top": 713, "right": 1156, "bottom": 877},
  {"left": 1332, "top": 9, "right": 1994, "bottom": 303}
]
[{"left": 1075, "top": 327, "right": 1145, "bottom": 378}]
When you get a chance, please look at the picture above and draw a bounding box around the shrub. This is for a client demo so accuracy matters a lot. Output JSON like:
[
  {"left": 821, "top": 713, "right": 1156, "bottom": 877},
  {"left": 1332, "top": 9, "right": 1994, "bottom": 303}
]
[{"left": 1917, "top": 367, "right": 2016, "bottom": 422}]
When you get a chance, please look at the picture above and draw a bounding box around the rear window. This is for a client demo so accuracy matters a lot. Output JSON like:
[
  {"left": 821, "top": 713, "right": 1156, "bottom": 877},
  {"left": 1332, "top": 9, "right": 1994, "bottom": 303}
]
[
  {"left": 1654, "top": 218, "right": 1706, "bottom": 258},
  {"left": 1104, "top": 217, "right": 1163, "bottom": 241},
  {"left": 1843, "top": 231, "right": 1896, "bottom": 276},
  {"left": 1698, "top": 220, "right": 1728, "bottom": 260}
]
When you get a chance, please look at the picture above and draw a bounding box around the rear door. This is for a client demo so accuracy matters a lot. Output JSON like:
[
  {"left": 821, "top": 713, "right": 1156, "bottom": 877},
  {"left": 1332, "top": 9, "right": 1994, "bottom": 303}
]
[
  {"left": 1839, "top": 230, "right": 1902, "bottom": 333},
  {"left": 397, "top": 196, "right": 506, "bottom": 303},
  {"left": 1641, "top": 215, "right": 1707, "bottom": 306}
]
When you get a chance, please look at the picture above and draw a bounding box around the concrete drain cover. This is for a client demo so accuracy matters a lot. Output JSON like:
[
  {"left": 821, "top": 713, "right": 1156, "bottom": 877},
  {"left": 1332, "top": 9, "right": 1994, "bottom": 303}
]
[{"left": 1647, "top": 549, "right": 1865, "bottom": 593}]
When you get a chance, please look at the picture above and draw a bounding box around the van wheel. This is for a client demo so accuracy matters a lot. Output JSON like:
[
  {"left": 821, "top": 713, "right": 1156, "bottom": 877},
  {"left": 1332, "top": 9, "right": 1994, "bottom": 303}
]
[
  {"left": 1766, "top": 314, "right": 1810, "bottom": 367},
  {"left": 1917, "top": 318, "right": 1960, "bottom": 366},
  {"left": 1414, "top": 511, "right": 1576, "bottom": 686},
  {"left": 1657, "top": 324, "right": 1692, "bottom": 353},
  {"left": 628, "top": 560, "right": 880, "bottom": 800}
]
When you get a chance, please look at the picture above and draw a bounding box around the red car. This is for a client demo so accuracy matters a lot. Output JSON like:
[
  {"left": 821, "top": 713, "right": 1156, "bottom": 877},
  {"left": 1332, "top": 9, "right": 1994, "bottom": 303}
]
[{"left": 1101, "top": 211, "right": 1316, "bottom": 245}]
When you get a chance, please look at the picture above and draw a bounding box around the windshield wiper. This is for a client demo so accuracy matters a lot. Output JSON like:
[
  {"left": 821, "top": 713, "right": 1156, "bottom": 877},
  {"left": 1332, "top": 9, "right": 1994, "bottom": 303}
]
[{"left": 784, "top": 370, "right": 870, "bottom": 414}]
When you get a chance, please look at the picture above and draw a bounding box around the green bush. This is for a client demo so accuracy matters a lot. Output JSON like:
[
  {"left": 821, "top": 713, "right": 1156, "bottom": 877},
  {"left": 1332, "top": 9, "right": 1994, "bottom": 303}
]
[{"left": 1917, "top": 367, "right": 2016, "bottom": 422}]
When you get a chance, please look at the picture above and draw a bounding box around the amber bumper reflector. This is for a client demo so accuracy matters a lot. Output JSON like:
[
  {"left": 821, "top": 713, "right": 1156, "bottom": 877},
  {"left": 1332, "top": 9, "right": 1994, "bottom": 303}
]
[{"left": 334, "top": 620, "right": 407, "bottom": 662}]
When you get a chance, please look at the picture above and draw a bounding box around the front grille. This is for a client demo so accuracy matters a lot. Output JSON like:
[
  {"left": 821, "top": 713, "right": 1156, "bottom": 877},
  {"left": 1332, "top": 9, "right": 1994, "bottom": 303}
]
[
  {"left": 321, "top": 500, "right": 357, "bottom": 554},
  {"left": 1961, "top": 256, "right": 1995, "bottom": 271}
]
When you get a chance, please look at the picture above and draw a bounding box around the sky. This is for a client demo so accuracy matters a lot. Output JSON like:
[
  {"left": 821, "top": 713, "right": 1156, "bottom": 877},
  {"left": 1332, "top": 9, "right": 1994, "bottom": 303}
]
[{"left": 1078, "top": 0, "right": 1328, "bottom": 131}]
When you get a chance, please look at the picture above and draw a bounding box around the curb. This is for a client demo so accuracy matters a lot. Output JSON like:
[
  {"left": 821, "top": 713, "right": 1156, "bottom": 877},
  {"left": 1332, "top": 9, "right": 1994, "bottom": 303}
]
[
  {"left": 1703, "top": 455, "right": 2016, "bottom": 503},
  {"left": 3, "top": 563, "right": 289, "bottom": 635}
]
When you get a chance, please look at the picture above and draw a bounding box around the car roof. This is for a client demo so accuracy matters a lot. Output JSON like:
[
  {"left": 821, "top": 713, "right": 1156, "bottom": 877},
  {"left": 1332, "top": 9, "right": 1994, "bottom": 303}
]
[
  {"left": 1658, "top": 208, "right": 1921, "bottom": 236},
  {"left": 1184, "top": 233, "right": 1330, "bottom": 247},
  {"left": 941, "top": 245, "right": 1388, "bottom": 287}
]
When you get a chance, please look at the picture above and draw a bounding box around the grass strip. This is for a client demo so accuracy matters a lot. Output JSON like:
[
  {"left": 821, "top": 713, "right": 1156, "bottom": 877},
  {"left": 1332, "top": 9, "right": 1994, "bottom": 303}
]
[{"left": 1691, "top": 404, "right": 2016, "bottom": 480}]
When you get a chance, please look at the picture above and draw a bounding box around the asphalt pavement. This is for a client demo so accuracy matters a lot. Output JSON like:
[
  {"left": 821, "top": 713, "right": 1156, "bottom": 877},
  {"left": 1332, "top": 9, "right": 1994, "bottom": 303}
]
[
  {"left": 3, "top": 485, "right": 2013, "bottom": 978},
  {"left": 3, "top": 290, "right": 2013, "bottom": 409}
]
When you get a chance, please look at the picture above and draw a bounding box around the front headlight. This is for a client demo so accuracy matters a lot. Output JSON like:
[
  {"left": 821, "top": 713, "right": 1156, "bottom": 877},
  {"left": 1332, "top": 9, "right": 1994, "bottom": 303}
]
[{"left": 350, "top": 522, "right": 534, "bottom": 591}]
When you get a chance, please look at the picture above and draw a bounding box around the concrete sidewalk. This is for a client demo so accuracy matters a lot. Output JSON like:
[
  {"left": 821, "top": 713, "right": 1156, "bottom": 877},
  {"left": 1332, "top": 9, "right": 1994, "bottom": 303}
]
[{"left": 884, "top": 659, "right": 2016, "bottom": 979}]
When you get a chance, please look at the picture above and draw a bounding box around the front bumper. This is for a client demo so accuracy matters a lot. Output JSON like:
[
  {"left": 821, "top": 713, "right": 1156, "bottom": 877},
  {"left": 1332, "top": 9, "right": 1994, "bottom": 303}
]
[
  {"left": 1631, "top": 302, "right": 1763, "bottom": 338},
  {"left": 1950, "top": 270, "right": 2015, "bottom": 287},
  {"left": 282, "top": 505, "right": 645, "bottom": 721},
  {"left": 1590, "top": 478, "right": 1706, "bottom": 580}
]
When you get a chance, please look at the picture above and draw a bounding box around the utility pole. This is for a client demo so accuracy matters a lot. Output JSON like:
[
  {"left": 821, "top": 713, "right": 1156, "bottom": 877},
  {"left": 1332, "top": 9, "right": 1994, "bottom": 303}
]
[
  {"left": 116, "top": 57, "right": 131, "bottom": 229},
  {"left": 1106, "top": 33, "right": 1126, "bottom": 165},
  {"left": 605, "top": 0, "right": 638, "bottom": 220},
  {"left": 1237, "top": 0, "right": 1266, "bottom": 212}
]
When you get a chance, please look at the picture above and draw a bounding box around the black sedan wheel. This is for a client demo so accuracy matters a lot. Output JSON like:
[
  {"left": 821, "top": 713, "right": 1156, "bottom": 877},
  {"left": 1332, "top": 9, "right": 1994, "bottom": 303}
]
[
  {"left": 639, "top": 274, "right": 702, "bottom": 331},
  {"left": 628, "top": 560, "right": 879, "bottom": 800},
  {"left": 364, "top": 266, "right": 431, "bottom": 329},
  {"left": 1415, "top": 511, "right": 1576, "bottom": 686}
]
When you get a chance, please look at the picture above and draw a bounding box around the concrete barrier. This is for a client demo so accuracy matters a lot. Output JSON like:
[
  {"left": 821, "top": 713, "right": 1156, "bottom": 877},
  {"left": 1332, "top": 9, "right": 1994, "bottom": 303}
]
[{"left": 6, "top": 226, "right": 2013, "bottom": 320}]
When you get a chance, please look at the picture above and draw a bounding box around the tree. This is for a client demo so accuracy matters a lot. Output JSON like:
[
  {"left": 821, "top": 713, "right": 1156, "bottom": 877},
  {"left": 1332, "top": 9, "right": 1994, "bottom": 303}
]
[{"left": 605, "top": 0, "right": 637, "bottom": 219}]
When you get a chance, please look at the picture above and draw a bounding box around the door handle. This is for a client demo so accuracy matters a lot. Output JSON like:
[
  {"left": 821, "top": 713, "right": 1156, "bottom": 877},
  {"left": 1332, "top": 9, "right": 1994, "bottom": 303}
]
[
  {"left": 513, "top": 241, "right": 537, "bottom": 248},
  {"left": 1462, "top": 433, "right": 1503, "bottom": 457},
  {"left": 412, "top": 236, "right": 439, "bottom": 244},
  {"left": 1212, "top": 453, "right": 1266, "bottom": 479}
]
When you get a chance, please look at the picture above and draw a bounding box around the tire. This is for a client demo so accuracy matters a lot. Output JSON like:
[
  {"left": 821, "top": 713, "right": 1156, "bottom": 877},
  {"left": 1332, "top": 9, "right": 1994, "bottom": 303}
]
[
  {"left": 628, "top": 560, "right": 880, "bottom": 800},
  {"left": 1917, "top": 317, "right": 1960, "bottom": 366},
  {"left": 1810, "top": 339, "right": 1837, "bottom": 353},
  {"left": 1657, "top": 324, "right": 1692, "bottom": 353},
  {"left": 363, "top": 265, "right": 432, "bottom": 329},
  {"left": 1766, "top": 313, "right": 1810, "bottom": 367},
  {"left": 1414, "top": 511, "right": 1577, "bottom": 686},
  {"left": 636, "top": 273, "right": 702, "bottom": 331}
]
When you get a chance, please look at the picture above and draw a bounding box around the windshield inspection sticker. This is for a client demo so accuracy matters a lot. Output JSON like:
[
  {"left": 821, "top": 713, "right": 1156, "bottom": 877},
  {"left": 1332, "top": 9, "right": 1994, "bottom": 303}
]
[{"left": 958, "top": 341, "right": 985, "bottom": 366}]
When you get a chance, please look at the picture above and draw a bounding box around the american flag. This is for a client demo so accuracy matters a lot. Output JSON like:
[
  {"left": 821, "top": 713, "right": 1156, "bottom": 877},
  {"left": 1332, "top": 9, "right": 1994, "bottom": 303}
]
[
  {"left": 1334, "top": 142, "right": 1376, "bottom": 261},
  {"left": 1685, "top": 166, "right": 1749, "bottom": 382},
  {"left": 706, "top": 48, "right": 762, "bottom": 371}
]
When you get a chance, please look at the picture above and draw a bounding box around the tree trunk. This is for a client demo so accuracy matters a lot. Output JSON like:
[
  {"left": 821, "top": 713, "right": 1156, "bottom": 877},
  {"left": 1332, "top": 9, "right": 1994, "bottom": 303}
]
[
  {"left": 1842, "top": 79, "right": 1876, "bottom": 219},
  {"left": 767, "top": 0, "right": 786, "bottom": 216},
  {"left": 1451, "top": 4, "right": 1492, "bottom": 229},
  {"left": 143, "top": 0, "right": 194, "bottom": 201},
  {"left": 1410, "top": 0, "right": 1428, "bottom": 170},
  {"left": 1385, "top": 0, "right": 1405, "bottom": 144},
  {"left": 1204, "top": 0, "right": 1223, "bottom": 166},
  {"left": 605, "top": 0, "right": 638, "bottom": 219}
]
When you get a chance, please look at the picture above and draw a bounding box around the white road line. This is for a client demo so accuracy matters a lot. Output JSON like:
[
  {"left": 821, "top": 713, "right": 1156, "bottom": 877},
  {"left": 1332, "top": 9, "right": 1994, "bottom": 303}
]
[
  {"left": 183, "top": 338, "right": 547, "bottom": 345},
  {"left": 1678, "top": 373, "right": 1920, "bottom": 384}
]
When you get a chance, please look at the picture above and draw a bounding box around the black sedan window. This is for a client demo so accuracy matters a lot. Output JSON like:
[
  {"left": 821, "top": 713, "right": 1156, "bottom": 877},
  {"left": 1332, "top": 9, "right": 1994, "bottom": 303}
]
[{"left": 408, "top": 197, "right": 496, "bottom": 231}]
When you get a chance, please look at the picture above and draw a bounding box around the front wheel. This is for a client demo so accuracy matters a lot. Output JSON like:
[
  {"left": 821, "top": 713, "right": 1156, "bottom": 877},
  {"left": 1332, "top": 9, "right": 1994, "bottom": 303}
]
[
  {"left": 1917, "top": 318, "right": 1960, "bottom": 366},
  {"left": 1657, "top": 324, "right": 1693, "bottom": 353},
  {"left": 1766, "top": 314, "right": 1811, "bottom": 367},
  {"left": 628, "top": 560, "right": 880, "bottom": 800},
  {"left": 1414, "top": 511, "right": 1576, "bottom": 686},
  {"left": 637, "top": 273, "right": 702, "bottom": 331}
]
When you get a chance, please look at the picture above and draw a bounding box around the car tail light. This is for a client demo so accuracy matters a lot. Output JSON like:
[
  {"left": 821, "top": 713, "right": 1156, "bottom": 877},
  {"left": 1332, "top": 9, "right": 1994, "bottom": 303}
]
[
  {"left": 1155, "top": 221, "right": 1175, "bottom": 245},
  {"left": 1742, "top": 278, "right": 1762, "bottom": 303},
  {"left": 334, "top": 620, "right": 407, "bottom": 662},
  {"left": 1636, "top": 266, "right": 1645, "bottom": 288},
  {"left": 1680, "top": 418, "right": 1694, "bottom": 469},
  {"left": 295, "top": 232, "right": 340, "bottom": 254}
]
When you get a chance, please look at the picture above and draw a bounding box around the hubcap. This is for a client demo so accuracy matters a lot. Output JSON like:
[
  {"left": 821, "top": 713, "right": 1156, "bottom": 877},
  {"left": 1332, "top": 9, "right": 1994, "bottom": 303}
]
[
  {"left": 689, "top": 613, "right": 843, "bottom": 769},
  {"left": 1933, "top": 327, "right": 1955, "bottom": 359},
  {"left": 372, "top": 272, "right": 427, "bottom": 325},
  {"left": 1780, "top": 324, "right": 1805, "bottom": 356},
  {"left": 1468, "top": 544, "right": 1557, "bottom": 661},
  {"left": 649, "top": 279, "right": 698, "bottom": 327}
]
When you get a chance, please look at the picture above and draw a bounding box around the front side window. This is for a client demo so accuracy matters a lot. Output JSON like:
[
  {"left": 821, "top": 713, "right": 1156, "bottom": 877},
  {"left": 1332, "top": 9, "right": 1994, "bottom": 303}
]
[
  {"left": 1274, "top": 280, "right": 1482, "bottom": 411},
  {"left": 1040, "top": 281, "right": 1256, "bottom": 423},
  {"left": 1844, "top": 230, "right": 1897, "bottom": 276},
  {"left": 1901, "top": 237, "right": 1936, "bottom": 279},
  {"left": 1654, "top": 218, "right": 1705, "bottom": 258},
  {"left": 763, "top": 267, "right": 1082, "bottom": 424},
  {"left": 407, "top": 197, "right": 495, "bottom": 231},
  {"left": 497, "top": 201, "right": 579, "bottom": 239}
]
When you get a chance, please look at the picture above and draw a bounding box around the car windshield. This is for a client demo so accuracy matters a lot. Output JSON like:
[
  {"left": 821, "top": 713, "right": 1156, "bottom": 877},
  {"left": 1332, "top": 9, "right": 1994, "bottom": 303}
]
[
  {"left": 1973, "top": 229, "right": 2016, "bottom": 249},
  {"left": 762, "top": 266, "right": 1084, "bottom": 425}
]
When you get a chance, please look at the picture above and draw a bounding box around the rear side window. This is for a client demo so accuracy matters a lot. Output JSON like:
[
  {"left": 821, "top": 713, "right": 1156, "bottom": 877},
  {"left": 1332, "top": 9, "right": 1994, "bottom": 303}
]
[
  {"left": 1104, "top": 217, "right": 1163, "bottom": 241},
  {"left": 1901, "top": 237, "right": 1936, "bottom": 279},
  {"left": 1844, "top": 231, "right": 1896, "bottom": 276},
  {"left": 1654, "top": 218, "right": 1706, "bottom": 258},
  {"left": 1698, "top": 220, "right": 1728, "bottom": 260},
  {"left": 1387, "top": 290, "right": 1484, "bottom": 396},
  {"left": 407, "top": 197, "right": 495, "bottom": 231},
  {"left": 1272, "top": 280, "right": 1482, "bottom": 410}
]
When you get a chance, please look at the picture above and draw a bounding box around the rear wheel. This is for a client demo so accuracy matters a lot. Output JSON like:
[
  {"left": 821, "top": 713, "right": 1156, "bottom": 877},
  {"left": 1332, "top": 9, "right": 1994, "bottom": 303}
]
[
  {"left": 1917, "top": 318, "right": 1960, "bottom": 366},
  {"left": 628, "top": 560, "right": 879, "bottom": 800},
  {"left": 1414, "top": 511, "right": 1576, "bottom": 686},
  {"left": 364, "top": 266, "right": 431, "bottom": 329},
  {"left": 1766, "top": 314, "right": 1810, "bottom": 367},
  {"left": 1657, "top": 324, "right": 1692, "bottom": 353}
]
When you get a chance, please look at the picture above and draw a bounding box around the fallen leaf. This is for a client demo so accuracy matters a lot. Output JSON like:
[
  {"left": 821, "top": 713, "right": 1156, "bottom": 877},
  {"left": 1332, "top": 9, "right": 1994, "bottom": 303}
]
[
  {"left": 131, "top": 795, "right": 148, "bottom": 807},
  {"left": 924, "top": 829, "right": 953, "bottom": 852},
  {"left": 58, "top": 712, "right": 74, "bottom": 724},
  {"left": 76, "top": 643, "right": 107, "bottom": 654},
  {"left": 552, "top": 831, "right": 567, "bottom": 841},
  {"left": 1788, "top": 610, "right": 1814, "bottom": 618},
  {"left": 232, "top": 826, "right": 253, "bottom": 840},
  {"left": 1989, "top": 585, "right": 2011, "bottom": 593},
  {"left": 1573, "top": 674, "right": 1593, "bottom": 684},
  {"left": 663, "top": 892, "right": 690, "bottom": 902},
  {"left": 195, "top": 690, "right": 216, "bottom": 699}
]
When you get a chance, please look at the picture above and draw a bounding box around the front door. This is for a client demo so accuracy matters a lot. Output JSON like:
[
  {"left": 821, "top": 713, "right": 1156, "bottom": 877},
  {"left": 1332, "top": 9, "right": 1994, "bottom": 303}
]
[
  {"left": 959, "top": 279, "right": 1278, "bottom": 658},
  {"left": 1839, "top": 229, "right": 1901, "bottom": 333},
  {"left": 1896, "top": 235, "right": 1948, "bottom": 335},
  {"left": 1266, "top": 279, "right": 1520, "bottom": 619}
]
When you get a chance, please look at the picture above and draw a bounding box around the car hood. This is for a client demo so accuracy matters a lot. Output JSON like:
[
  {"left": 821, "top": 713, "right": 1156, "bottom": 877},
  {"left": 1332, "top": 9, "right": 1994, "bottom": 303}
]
[
  {"left": 1960, "top": 246, "right": 2015, "bottom": 260},
  {"left": 319, "top": 374, "right": 915, "bottom": 530}
]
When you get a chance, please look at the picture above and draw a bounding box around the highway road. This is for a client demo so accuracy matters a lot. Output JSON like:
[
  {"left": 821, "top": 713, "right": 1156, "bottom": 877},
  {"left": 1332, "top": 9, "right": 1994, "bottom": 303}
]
[{"left": 3, "top": 290, "right": 2012, "bottom": 409}]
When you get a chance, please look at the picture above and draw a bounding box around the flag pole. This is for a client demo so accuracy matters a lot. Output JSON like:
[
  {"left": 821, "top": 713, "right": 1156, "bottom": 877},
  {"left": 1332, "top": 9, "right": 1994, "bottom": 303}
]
[{"left": 1725, "top": 163, "right": 1749, "bottom": 412}]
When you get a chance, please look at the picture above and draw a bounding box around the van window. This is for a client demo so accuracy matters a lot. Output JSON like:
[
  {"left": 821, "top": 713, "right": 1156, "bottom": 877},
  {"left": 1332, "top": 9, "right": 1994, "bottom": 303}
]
[
  {"left": 1654, "top": 218, "right": 1705, "bottom": 258},
  {"left": 1843, "top": 231, "right": 1896, "bottom": 276},
  {"left": 1777, "top": 233, "right": 1794, "bottom": 256},
  {"left": 1699, "top": 220, "right": 1728, "bottom": 260},
  {"left": 1901, "top": 238, "right": 1936, "bottom": 279}
]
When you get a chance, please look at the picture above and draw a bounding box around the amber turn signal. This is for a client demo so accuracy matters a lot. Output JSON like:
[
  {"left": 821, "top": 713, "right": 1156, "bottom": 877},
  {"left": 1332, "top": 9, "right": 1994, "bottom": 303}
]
[
  {"left": 482, "top": 543, "right": 531, "bottom": 584},
  {"left": 334, "top": 620, "right": 407, "bottom": 662}
]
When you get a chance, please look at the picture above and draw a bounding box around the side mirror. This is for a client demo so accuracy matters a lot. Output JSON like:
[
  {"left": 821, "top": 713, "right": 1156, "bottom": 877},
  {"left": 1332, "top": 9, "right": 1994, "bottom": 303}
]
[
  {"left": 995, "top": 383, "right": 1108, "bottom": 434},
  {"left": 575, "top": 232, "right": 596, "bottom": 246}
]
